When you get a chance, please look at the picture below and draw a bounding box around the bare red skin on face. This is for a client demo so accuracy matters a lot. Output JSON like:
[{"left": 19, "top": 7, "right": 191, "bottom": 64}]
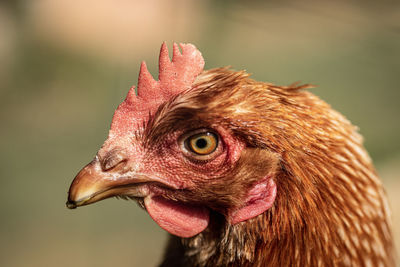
[{"left": 136, "top": 127, "right": 246, "bottom": 237}]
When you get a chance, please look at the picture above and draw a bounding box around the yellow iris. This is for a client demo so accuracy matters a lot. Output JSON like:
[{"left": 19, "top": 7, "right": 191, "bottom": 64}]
[{"left": 188, "top": 132, "right": 218, "bottom": 155}]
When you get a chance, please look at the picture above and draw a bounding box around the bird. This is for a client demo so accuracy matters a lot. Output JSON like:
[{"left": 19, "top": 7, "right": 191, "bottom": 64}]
[{"left": 66, "top": 42, "right": 394, "bottom": 266}]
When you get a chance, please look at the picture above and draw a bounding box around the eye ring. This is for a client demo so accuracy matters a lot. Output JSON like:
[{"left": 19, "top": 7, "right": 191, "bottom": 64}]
[{"left": 186, "top": 132, "right": 218, "bottom": 155}]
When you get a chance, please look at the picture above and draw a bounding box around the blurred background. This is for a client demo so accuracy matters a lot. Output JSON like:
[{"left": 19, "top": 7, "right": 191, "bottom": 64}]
[{"left": 0, "top": 0, "right": 399, "bottom": 266}]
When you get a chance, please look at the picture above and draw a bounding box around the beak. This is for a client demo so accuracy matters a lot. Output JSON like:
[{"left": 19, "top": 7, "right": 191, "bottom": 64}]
[{"left": 66, "top": 159, "right": 148, "bottom": 209}]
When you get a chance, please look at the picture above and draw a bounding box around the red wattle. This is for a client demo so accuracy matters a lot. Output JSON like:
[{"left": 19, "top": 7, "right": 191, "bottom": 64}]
[{"left": 144, "top": 195, "right": 209, "bottom": 238}]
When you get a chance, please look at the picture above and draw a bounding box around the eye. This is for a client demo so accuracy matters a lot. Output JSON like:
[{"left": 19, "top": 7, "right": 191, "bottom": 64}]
[
  {"left": 186, "top": 132, "right": 218, "bottom": 155},
  {"left": 179, "top": 129, "right": 222, "bottom": 161}
]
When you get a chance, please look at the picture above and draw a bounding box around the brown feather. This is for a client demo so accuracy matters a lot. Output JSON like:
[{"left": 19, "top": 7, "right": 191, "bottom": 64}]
[{"left": 153, "top": 68, "right": 394, "bottom": 266}]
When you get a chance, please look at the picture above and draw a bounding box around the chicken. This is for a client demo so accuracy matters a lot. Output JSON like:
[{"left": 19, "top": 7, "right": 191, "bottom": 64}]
[{"left": 66, "top": 43, "right": 394, "bottom": 266}]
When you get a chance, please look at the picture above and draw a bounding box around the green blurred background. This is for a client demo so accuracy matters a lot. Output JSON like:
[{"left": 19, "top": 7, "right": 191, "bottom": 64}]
[{"left": 0, "top": 1, "right": 399, "bottom": 266}]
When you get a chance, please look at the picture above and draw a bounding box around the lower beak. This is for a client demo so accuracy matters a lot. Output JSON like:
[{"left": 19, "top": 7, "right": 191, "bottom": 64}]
[{"left": 66, "top": 160, "right": 147, "bottom": 209}]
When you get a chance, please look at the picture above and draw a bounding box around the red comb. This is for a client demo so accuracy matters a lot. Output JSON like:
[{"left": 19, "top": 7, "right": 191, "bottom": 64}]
[{"left": 109, "top": 42, "right": 205, "bottom": 136}]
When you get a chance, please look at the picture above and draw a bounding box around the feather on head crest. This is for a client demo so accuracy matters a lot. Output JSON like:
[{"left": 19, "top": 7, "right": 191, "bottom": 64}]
[{"left": 109, "top": 42, "right": 205, "bottom": 136}]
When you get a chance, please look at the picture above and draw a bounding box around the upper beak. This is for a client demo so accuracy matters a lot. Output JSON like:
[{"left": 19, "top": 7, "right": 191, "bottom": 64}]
[{"left": 66, "top": 159, "right": 148, "bottom": 209}]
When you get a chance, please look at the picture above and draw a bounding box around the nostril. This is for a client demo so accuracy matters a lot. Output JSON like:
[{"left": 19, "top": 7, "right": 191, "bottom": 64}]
[
  {"left": 99, "top": 148, "right": 128, "bottom": 171},
  {"left": 103, "top": 157, "right": 127, "bottom": 171}
]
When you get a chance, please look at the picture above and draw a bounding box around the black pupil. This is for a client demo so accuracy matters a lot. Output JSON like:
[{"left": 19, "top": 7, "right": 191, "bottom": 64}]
[{"left": 196, "top": 138, "right": 208, "bottom": 149}]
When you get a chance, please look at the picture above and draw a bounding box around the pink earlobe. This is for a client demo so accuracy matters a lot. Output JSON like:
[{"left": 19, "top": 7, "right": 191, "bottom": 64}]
[{"left": 229, "top": 177, "right": 277, "bottom": 225}]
